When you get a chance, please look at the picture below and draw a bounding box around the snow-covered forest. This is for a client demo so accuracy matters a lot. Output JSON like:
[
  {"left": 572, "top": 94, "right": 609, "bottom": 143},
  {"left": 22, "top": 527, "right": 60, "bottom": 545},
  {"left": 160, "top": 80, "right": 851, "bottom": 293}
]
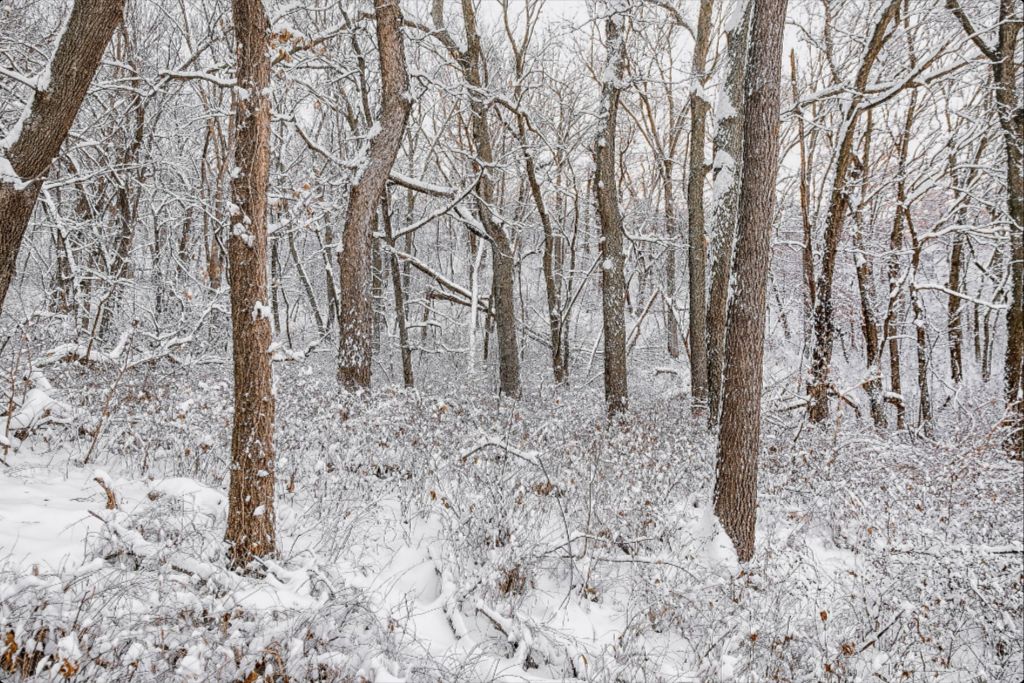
[{"left": 0, "top": 0, "right": 1021, "bottom": 680}]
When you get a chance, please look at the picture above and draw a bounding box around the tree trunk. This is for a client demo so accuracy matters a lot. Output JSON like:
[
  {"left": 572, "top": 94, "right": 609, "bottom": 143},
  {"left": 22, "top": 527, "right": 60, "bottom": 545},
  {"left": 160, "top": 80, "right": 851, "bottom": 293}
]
[
  {"left": 807, "top": 0, "right": 901, "bottom": 423},
  {"left": 947, "top": 0, "right": 1022, "bottom": 455},
  {"left": 849, "top": 113, "right": 886, "bottom": 428},
  {"left": 380, "top": 194, "right": 414, "bottom": 387},
  {"left": 790, "top": 50, "right": 816, "bottom": 345},
  {"left": 905, "top": 210, "right": 933, "bottom": 435},
  {"left": 287, "top": 228, "right": 326, "bottom": 337},
  {"left": 685, "top": 0, "right": 715, "bottom": 412},
  {"left": 594, "top": 10, "right": 629, "bottom": 415},
  {"left": 455, "top": 0, "right": 522, "bottom": 398},
  {"left": 664, "top": 157, "right": 681, "bottom": 359},
  {"left": 706, "top": 0, "right": 752, "bottom": 426},
  {"left": 0, "top": 0, "right": 125, "bottom": 311},
  {"left": 100, "top": 30, "right": 144, "bottom": 340},
  {"left": 882, "top": 93, "right": 917, "bottom": 431},
  {"left": 521, "top": 118, "right": 566, "bottom": 385},
  {"left": 337, "top": 0, "right": 413, "bottom": 390},
  {"left": 224, "top": 0, "right": 277, "bottom": 570},
  {"left": 713, "top": 0, "right": 789, "bottom": 563}
]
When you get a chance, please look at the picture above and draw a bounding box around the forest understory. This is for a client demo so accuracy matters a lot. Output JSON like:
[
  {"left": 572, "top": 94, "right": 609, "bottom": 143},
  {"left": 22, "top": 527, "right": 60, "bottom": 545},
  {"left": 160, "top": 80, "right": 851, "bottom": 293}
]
[
  {"left": 2, "top": 0, "right": 1022, "bottom": 680},
  {"left": 1, "top": 343, "right": 1020, "bottom": 682}
]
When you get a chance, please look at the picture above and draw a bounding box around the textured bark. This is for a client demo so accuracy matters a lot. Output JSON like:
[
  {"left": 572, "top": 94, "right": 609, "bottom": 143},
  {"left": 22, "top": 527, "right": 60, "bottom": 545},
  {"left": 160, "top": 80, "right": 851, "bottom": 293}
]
[
  {"left": 807, "top": 0, "right": 901, "bottom": 423},
  {"left": 0, "top": 0, "right": 125, "bottom": 311},
  {"left": 685, "top": 0, "right": 715, "bottom": 411},
  {"left": 706, "top": 0, "right": 752, "bottom": 426},
  {"left": 337, "top": 0, "right": 412, "bottom": 390},
  {"left": 594, "top": 12, "right": 629, "bottom": 415},
  {"left": 713, "top": 0, "right": 789, "bottom": 563},
  {"left": 225, "top": 0, "right": 276, "bottom": 569}
]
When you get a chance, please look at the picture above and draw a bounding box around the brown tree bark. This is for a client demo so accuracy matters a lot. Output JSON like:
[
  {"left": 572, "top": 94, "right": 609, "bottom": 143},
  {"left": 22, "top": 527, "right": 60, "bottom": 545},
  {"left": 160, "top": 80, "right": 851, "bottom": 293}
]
[
  {"left": 337, "top": 0, "right": 413, "bottom": 390},
  {"left": 594, "top": 11, "right": 629, "bottom": 415},
  {"left": 685, "top": 0, "right": 715, "bottom": 412},
  {"left": 713, "top": 0, "right": 789, "bottom": 562},
  {"left": 0, "top": 0, "right": 125, "bottom": 311},
  {"left": 225, "top": 0, "right": 277, "bottom": 569},
  {"left": 807, "top": 0, "right": 901, "bottom": 423},
  {"left": 706, "top": 0, "right": 752, "bottom": 426}
]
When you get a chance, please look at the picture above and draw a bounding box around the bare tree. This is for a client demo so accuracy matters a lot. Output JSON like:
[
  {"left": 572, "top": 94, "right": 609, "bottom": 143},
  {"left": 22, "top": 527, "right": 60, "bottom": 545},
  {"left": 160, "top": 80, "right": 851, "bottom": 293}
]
[
  {"left": 713, "top": 0, "right": 789, "bottom": 562},
  {"left": 594, "top": 5, "right": 629, "bottom": 415},
  {"left": 501, "top": 0, "right": 567, "bottom": 385},
  {"left": 806, "top": 0, "right": 901, "bottom": 423},
  {"left": 685, "top": 0, "right": 714, "bottom": 412},
  {"left": 224, "top": 0, "right": 276, "bottom": 569},
  {"left": 947, "top": 0, "right": 1022, "bottom": 455},
  {"left": 850, "top": 113, "right": 886, "bottom": 428},
  {"left": 337, "top": 0, "right": 413, "bottom": 390},
  {"left": 0, "top": 0, "right": 125, "bottom": 311},
  {"left": 706, "top": 0, "right": 752, "bottom": 426}
]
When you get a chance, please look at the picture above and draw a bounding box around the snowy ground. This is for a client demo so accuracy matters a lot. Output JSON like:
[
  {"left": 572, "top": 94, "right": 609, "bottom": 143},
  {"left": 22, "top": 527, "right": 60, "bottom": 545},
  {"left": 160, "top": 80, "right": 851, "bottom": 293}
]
[{"left": 1, "top": 356, "right": 1021, "bottom": 681}]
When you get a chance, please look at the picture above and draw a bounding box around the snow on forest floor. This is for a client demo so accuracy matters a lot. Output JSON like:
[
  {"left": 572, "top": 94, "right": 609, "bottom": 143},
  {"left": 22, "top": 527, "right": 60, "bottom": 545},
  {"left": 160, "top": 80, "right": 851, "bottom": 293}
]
[{"left": 0, "top": 358, "right": 1021, "bottom": 682}]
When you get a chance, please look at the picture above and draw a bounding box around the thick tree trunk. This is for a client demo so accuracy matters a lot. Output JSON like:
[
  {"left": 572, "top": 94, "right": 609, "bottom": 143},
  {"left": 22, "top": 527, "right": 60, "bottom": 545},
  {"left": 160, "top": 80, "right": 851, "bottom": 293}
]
[
  {"left": 594, "top": 11, "right": 629, "bottom": 415},
  {"left": 807, "top": 0, "right": 900, "bottom": 423},
  {"left": 337, "top": 0, "right": 412, "bottom": 389},
  {"left": 0, "top": 0, "right": 125, "bottom": 311},
  {"left": 706, "top": 0, "right": 752, "bottom": 426},
  {"left": 225, "top": 0, "right": 276, "bottom": 569},
  {"left": 713, "top": 0, "right": 789, "bottom": 563},
  {"left": 685, "top": 0, "right": 715, "bottom": 412}
]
